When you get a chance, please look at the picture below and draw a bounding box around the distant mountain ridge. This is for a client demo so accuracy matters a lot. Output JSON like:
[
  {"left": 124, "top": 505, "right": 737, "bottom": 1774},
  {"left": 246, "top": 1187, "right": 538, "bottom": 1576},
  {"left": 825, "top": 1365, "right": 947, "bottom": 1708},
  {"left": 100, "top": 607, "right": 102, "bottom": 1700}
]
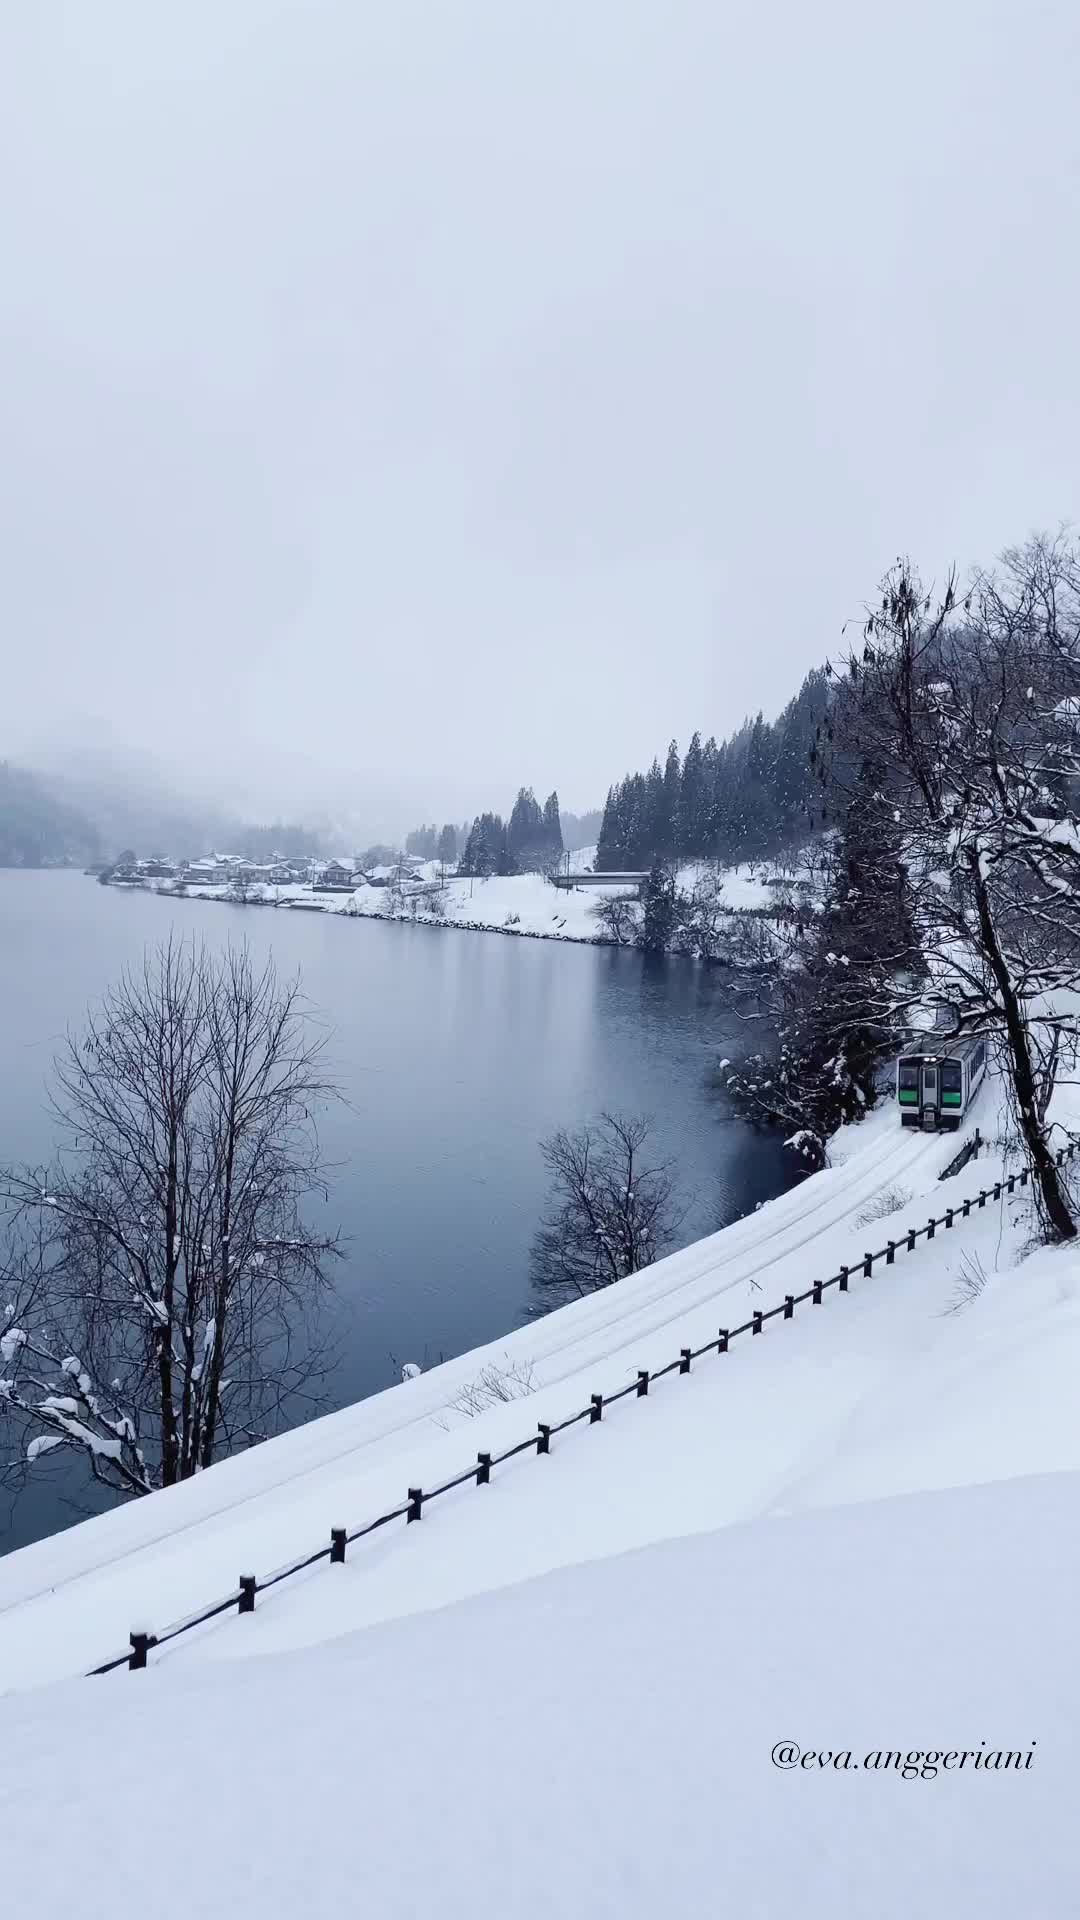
[
  {"left": 0, "top": 761, "right": 102, "bottom": 867},
  {"left": 0, "top": 757, "right": 334, "bottom": 869}
]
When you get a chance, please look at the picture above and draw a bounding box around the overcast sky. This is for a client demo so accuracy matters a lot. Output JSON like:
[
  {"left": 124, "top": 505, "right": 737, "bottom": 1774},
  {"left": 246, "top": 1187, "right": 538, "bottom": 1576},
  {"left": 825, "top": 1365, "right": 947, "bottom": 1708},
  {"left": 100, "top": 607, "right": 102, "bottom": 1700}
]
[{"left": 2, "top": 1, "right": 1078, "bottom": 834}]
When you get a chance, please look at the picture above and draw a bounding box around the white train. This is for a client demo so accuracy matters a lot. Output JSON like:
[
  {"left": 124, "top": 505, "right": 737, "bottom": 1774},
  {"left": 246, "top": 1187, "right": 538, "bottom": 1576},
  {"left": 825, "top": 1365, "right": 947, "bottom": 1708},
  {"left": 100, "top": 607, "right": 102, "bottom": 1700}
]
[{"left": 896, "top": 1032, "right": 987, "bottom": 1131}]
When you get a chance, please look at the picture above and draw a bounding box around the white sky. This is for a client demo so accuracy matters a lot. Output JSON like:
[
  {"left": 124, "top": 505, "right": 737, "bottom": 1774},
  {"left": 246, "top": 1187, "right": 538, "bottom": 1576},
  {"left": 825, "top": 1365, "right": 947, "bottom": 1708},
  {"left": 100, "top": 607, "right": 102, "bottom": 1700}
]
[{"left": 2, "top": 1, "right": 1078, "bottom": 831}]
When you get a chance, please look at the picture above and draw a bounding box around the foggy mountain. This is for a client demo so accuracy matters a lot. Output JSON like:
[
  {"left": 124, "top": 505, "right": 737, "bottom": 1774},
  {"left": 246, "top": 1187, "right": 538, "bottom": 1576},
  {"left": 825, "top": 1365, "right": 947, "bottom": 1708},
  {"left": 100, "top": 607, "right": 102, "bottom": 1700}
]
[{"left": 0, "top": 762, "right": 101, "bottom": 868}]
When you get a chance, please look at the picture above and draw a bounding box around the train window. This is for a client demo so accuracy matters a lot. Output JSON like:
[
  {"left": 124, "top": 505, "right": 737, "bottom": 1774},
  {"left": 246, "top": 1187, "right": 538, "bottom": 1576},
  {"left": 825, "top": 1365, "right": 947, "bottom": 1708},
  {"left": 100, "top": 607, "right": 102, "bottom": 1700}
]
[
  {"left": 941, "top": 1064, "right": 963, "bottom": 1095},
  {"left": 898, "top": 1064, "right": 919, "bottom": 1091}
]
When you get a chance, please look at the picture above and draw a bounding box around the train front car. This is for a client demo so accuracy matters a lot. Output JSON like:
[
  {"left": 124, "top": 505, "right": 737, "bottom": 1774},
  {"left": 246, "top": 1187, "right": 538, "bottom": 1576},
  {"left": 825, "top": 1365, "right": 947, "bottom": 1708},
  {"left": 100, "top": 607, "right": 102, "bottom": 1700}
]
[{"left": 896, "top": 1035, "right": 986, "bottom": 1132}]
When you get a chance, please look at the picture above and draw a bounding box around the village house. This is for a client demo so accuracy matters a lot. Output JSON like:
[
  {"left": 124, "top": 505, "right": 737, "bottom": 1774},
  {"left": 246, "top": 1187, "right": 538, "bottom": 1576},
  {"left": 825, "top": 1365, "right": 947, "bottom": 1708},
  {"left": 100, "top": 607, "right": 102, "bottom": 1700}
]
[{"left": 316, "top": 858, "right": 356, "bottom": 888}]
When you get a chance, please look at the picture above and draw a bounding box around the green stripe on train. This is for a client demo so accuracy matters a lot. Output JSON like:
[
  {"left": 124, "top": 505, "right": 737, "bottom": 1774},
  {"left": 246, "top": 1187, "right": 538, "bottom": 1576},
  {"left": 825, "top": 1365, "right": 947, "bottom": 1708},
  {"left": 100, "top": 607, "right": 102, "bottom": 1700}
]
[
  {"left": 942, "top": 1093, "right": 962, "bottom": 1105},
  {"left": 898, "top": 1091, "right": 918, "bottom": 1103}
]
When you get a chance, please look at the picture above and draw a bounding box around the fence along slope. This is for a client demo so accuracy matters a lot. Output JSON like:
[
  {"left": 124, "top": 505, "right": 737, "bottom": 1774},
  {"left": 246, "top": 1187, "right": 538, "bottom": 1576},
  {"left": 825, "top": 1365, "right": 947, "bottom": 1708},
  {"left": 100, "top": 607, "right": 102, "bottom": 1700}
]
[{"left": 92, "top": 1140, "right": 1076, "bottom": 1676}]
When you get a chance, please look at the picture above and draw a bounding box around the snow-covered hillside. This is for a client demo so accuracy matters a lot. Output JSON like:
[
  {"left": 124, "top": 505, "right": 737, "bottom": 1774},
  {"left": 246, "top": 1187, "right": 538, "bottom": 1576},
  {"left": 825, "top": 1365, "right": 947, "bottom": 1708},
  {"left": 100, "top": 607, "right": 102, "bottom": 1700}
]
[{"left": 3, "top": 1071, "right": 1078, "bottom": 1913}]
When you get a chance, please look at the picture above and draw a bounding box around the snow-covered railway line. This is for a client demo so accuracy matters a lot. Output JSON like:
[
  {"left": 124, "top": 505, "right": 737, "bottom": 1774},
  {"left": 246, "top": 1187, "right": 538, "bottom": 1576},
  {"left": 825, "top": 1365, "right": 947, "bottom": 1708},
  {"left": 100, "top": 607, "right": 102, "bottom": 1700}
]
[
  {"left": 0, "top": 1119, "right": 963, "bottom": 1639},
  {"left": 497, "top": 1126, "right": 951, "bottom": 1397},
  {"left": 143, "top": 1122, "right": 978, "bottom": 1673}
]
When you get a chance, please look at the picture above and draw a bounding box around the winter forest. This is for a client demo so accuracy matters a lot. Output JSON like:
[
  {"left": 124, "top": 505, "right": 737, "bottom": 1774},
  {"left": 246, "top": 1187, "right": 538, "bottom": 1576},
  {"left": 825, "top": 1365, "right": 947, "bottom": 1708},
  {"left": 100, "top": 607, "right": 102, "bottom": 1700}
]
[{"left": 596, "top": 670, "right": 831, "bottom": 868}]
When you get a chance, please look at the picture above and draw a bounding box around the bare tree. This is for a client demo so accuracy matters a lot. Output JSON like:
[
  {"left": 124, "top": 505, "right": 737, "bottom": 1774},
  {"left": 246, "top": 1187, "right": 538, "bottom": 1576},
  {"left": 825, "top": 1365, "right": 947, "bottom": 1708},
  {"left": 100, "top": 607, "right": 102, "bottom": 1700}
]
[
  {"left": 830, "top": 535, "right": 1080, "bottom": 1239},
  {"left": 530, "top": 1113, "right": 684, "bottom": 1309},
  {"left": 591, "top": 893, "right": 639, "bottom": 945},
  {"left": 0, "top": 938, "right": 340, "bottom": 1500},
  {"left": 672, "top": 868, "right": 733, "bottom": 961}
]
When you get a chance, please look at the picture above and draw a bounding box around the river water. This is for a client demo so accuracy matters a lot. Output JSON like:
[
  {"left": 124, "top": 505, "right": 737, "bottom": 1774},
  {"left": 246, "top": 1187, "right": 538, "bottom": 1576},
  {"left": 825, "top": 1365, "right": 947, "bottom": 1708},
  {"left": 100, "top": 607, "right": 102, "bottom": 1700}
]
[{"left": 0, "top": 870, "right": 795, "bottom": 1550}]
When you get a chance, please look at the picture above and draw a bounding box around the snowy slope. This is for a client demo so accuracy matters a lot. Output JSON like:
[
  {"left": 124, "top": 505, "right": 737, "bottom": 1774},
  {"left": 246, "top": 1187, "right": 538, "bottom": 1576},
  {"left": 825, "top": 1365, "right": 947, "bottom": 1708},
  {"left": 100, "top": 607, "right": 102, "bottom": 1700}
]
[
  {"left": 3, "top": 1068, "right": 1080, "bottom": 1912},
  {"left": 2, "top": 1081, "right": 1075, "bottom": 1690},
  {"left": 3, "top": 1473, "right": 1076, "bottom": 1919},
  {"left": 349, "top": 867, "right": 618, "bottom": 940}
]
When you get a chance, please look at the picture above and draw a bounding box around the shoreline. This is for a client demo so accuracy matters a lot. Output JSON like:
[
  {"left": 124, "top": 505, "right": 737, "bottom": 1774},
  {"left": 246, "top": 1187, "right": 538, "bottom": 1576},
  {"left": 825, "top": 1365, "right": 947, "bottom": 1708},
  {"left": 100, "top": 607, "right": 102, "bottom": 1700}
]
[{"left": 101, "top": 875, "right": 629, "bottom": 950}]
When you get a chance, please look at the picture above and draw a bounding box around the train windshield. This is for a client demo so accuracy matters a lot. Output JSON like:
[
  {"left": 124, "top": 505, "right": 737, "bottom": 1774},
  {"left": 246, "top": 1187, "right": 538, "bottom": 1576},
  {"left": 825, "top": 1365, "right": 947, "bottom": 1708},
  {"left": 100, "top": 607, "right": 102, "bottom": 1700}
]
[
  {"left": 941, "top": 1064, "right": 963, "bottom": 1094},
  {"left": 898, "top": 1063, "right": 919, "bottom": 1091}
]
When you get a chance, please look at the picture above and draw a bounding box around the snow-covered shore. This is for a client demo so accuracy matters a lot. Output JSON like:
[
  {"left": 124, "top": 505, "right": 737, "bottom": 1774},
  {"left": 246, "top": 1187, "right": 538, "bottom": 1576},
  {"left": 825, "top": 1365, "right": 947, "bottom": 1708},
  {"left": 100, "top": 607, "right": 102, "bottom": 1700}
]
[{"left": 106, "top": 854, "right": 786, "bottom": 950}]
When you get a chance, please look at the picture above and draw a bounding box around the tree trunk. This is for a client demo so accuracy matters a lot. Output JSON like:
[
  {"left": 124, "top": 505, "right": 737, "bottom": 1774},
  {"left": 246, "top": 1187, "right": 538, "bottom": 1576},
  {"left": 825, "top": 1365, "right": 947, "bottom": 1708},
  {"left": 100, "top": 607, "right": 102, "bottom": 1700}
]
[{"left": 970, "top": 857, "right": 1076, "bottom": 1241}]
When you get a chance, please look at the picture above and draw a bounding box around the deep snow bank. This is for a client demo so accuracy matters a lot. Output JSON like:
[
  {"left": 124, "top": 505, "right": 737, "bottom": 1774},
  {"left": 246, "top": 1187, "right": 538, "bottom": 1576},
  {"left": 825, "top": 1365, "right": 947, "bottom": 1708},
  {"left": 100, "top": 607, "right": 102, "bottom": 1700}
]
[{"left": 3, "top": 1472, "right": 1077, "bottom": 1919}]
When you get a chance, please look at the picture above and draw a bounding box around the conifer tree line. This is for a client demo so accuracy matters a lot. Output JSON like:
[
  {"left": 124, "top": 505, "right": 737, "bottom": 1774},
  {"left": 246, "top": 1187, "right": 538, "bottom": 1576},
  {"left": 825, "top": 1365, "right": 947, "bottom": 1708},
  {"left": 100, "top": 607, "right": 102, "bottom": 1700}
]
[
  {"left": 457, "top": 788, "right": 564, "bottom": 876},
  {"left": 405, "top": 823, "right": 460, "bottom": 865},
  {"left": 596, "top": 668, "right": 831, "bottom": 868}
]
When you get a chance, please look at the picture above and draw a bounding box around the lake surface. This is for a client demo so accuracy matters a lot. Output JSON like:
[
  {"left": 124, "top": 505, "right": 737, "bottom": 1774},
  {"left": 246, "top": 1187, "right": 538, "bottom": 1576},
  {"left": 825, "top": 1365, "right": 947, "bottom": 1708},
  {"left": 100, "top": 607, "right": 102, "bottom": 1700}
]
[{"left": 0, "top": 871, "right": 796, "bottom": 1551}]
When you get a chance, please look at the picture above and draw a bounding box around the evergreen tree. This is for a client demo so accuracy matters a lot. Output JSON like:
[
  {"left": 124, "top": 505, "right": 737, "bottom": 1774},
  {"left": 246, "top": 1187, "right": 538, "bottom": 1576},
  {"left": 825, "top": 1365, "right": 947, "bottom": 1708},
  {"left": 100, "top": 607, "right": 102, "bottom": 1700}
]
[
  {"left": 659, "top": 741, "right": 681, "bottom": 857},
  {"left": 508, "top": 787, "right": 546, "bottom": 870},
  {"left": 643, "top": 758, "right": 665, "bottom": 855},
  {"left": 676, "top": 731, "right": 706, "bottom": 856},
  {"left": 542, "top": 790, "right": 563, "bottom": 858},
  {"left": 637, "top": 858, "right": 677, "bottom": 954},
  {"left": 625, "top": 773, "right": 648, "bottom": 864},
  {"left": 405, "top": 823, "right": 439, "bottom": 859},
  {"left": 437, "top": 823, "right": 458, "bottom": 866},
  {"left": 459, "top": 812, "right": 514, "bottom": 876},
  {"left": 596, "top": 785, "right": 621, "bottom": 867},
  {"left": 721, "top": 761, "right": 918, "bottom": 1165}
]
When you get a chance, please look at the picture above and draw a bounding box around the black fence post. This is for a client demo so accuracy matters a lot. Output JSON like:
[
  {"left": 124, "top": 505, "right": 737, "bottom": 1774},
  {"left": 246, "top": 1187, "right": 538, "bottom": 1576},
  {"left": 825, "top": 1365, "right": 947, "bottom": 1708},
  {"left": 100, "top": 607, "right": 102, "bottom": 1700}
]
[
  {"left": 993, "top": 1182, "right": 1002, "bottom": 1201},
  {"left": 974, "top": 1127, "right": 981, "bottom": 1158},
  {"left": 752, "top": 1310, "right": 763, "bottom": 1334},
  {"left": 407, "top": 1487, "right": 423, "bottom": 1522},
  {"left": 476, "top": 1452, "right": 491, "bottom": 1485},
  {"left": 839, "top": 1266, "right": 849, "bottom": 1293},
  {"left": 1019, "top": 1167, "right": 1029, "bottom": 1186},
  {"left": 962, "top": 1197, "right": 971, "bottom": 1218},
  {"left": 590, "top": 1393, "right": 604, "bottom": 1423},
  {"left": 637, "top": 1369, "right": 649, "bottom": 1396},
  {"left": 129, "top": 1631, "right": 149, "bottom": 1671},
  {"left": 1007, "top": 1174, "right": 1015, "bottom": 1195},
  {"left": 330, "top": 1528, "right": 346, "bottom": 1564},
  {"left": 718, "top": 1330, "right": 729, "bottom": 1353},
  {"left": 679, "top": 1348, "right": 692, "bottom": 1374},
  {"left": 783, "top": 1295, "right": 794, "bottom": 1320},
  {"left": 927, "top": 1217, "right": 935, "bottom": 1241},
  {"left": 537, "top": 1423, "right": 551, "bottom": 1455},
  {"left": 945, "top": 1208, "right": 954, "bottom": 1229},
  {"left": 978, "top": 1190, "right": 987, "bottom": 1207},
  {"left": 907, "top": 1227, "right": 916, "bottom": 1250},
  {"left": 886, "top": 1240, "right": 896, "bottom": 1265},
  {"left": 239, "top": 1576, "right": 256, "bottom": 1614},
  {"left": 812, "top": 1280, "right": 823, "bottom": 1305},
  {"left": 863, "top": 1252, "right": 873, "bottom": 1278}
]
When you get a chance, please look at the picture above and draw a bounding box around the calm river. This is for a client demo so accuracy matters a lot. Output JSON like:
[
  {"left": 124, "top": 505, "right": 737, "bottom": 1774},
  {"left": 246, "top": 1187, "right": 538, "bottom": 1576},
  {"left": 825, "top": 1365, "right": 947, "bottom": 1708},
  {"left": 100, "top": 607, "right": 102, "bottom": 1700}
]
[{"left": 0, "top": 871, "right": 795, "bottom": 1550}]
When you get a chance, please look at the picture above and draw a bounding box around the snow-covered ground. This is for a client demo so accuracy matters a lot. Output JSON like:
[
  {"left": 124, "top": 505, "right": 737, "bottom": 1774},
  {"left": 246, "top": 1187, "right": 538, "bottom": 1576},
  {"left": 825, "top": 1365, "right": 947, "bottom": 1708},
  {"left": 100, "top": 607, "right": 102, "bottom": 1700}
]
[
  {"left": 4, "top": 1070, "right": 1078, "bottom": 1912},
  {"left": 4, "top": 1472, "right": 1073, "bottom": 1919},
  {"left": 1, "top": 1080, "right": 1074, "bottom": 1688},
  {"left": 140, "top": 852, "right": 796, "bottom": 946}
]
